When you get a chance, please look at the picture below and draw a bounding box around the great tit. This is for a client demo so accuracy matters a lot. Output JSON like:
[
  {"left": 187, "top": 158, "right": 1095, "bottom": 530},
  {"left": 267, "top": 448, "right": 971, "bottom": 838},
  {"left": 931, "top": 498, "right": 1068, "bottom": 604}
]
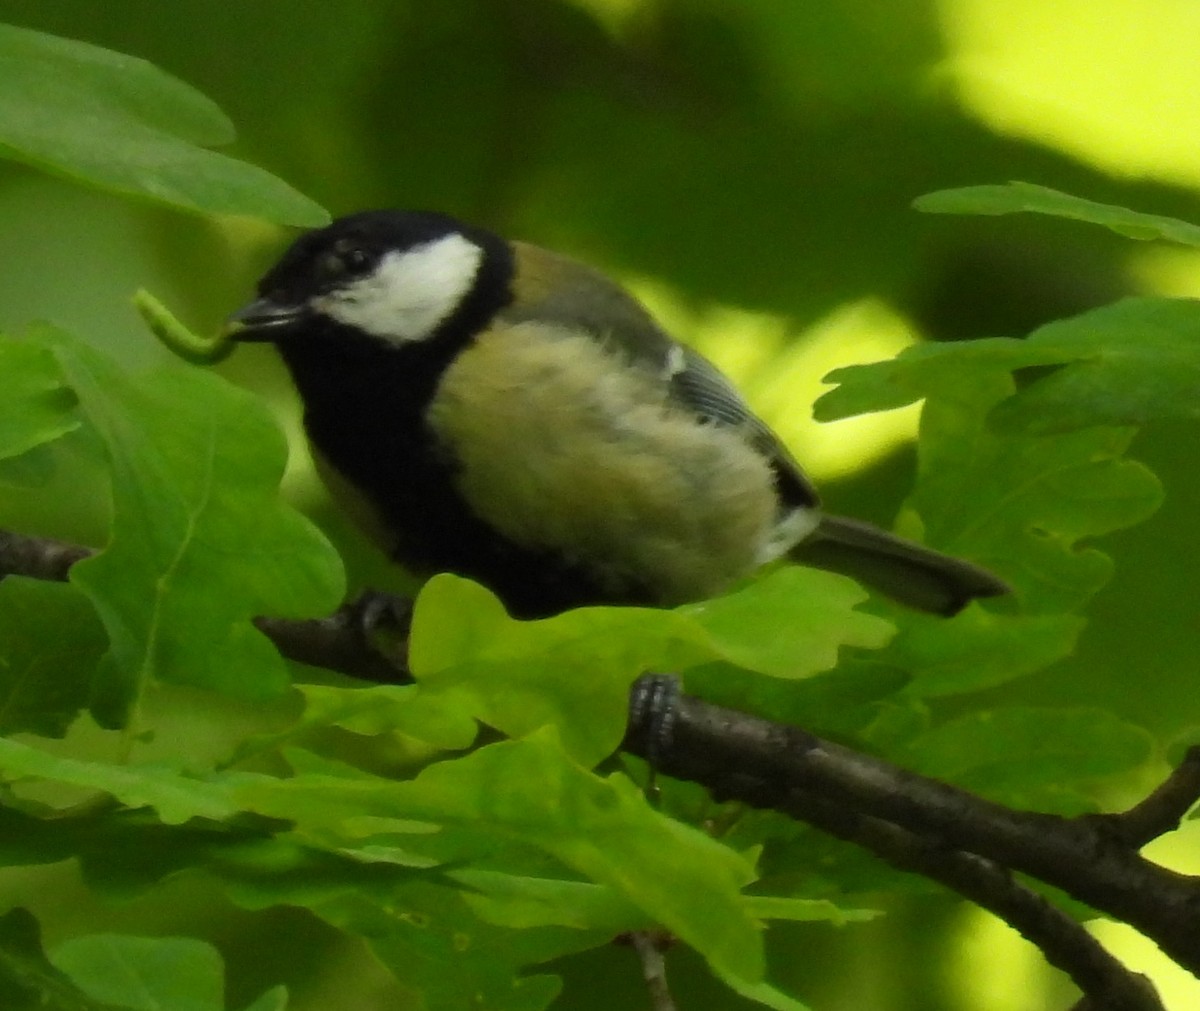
[{"left": 227, "top": 210, "right": 1008, "bottom": 619}]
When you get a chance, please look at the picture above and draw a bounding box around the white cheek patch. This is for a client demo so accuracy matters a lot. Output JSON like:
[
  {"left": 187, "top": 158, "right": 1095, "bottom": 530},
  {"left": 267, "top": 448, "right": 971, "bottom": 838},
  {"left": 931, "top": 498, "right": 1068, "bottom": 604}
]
[{"left": 318, "top": 233, "right": 484, "bottom": 344}]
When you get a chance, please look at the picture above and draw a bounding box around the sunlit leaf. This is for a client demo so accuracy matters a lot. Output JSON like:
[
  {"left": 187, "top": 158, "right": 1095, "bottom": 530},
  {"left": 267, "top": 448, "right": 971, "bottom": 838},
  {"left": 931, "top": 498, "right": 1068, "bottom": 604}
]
[{"left": 406, "top": 570, "right": 891, "bottom": 764}]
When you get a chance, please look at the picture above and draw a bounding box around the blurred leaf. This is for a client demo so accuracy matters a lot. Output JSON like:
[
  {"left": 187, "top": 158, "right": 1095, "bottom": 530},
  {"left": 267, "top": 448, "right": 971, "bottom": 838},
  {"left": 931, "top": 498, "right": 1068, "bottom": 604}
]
[
  {"left": 0, "top": 908, "right": 125, "bottom": 1011},
  {"left": 239, "top": 987, "right": 288, "bottom": 1011},
  {"left": 714, "top": 960, "right": 814, "bottom": 1011},
  {"left": 0, "top": 22, "right": 327, "bottom": 224},
  {"left": 0, "top": 578, "right": 106, "bottom": 737},
  {"left": 50, "top": 934, "right": 269, "bottom": 1011},
  {"left": 0, "top": 338, "right": 78, "bottom": 460},
  {"left": 0, "top": 807, "right": 81, "bottom": 868},
  {"left": 1167, "top": 729, "right": 1200, "bottom": 773},
  {"left": 915, "top": 181, "right": 1200, "bottom": 246},
  {"left": 0, "top": 442, "right": 59, "bottom": 488},
  {"left": 899, "top": 707, "right": 1153, "bottom": 808},
  {"left": 37, "top": 326, "right": 343, "bottom": 725}
]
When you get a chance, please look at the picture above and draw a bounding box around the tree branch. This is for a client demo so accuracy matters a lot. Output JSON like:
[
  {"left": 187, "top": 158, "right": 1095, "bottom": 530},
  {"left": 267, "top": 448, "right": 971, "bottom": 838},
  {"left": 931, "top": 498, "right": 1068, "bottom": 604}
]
[
  {"left": 3, "top": 529, "right": 1196, "bottom": 1008},
  {"left": 785, "top": 789, "right": 1162, "bottom": 1011},
  {"left": 623, "top": 677, "right": 1200, "bottom": 982}
]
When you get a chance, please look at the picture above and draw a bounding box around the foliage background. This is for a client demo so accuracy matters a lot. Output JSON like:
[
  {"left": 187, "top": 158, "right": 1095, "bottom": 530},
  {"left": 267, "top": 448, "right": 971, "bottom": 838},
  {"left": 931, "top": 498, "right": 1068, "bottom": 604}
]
[{"left": 0, "top": 1, "right": 1199, "bottom": 1008}]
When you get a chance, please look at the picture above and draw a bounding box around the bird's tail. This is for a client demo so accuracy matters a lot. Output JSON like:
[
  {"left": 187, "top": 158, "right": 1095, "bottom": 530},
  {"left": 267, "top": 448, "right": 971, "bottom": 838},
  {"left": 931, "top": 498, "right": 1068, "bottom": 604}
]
[{"left": 789, "top": 514, "right": 1010, "bottom": 616}]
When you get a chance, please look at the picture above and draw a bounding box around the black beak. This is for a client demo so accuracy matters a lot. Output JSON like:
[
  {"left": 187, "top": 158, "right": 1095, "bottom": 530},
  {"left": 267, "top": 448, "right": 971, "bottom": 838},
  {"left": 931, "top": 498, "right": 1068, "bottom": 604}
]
[{"left": 223, "top": 297, "right": 310, "bottom": 342}]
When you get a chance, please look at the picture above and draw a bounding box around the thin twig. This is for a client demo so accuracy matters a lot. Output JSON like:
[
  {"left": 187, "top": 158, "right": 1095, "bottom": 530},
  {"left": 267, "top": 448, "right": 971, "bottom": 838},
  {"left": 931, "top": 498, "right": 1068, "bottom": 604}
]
[{"left": 624, "top": 931, "right": 678, "bottom": 1011}]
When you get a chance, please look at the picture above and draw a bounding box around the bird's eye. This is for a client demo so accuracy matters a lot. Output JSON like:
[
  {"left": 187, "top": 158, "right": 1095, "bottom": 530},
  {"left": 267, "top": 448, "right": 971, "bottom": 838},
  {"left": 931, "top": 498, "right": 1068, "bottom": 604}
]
[
  {"left": 341, "top": 247, "right": 372, "bottom": 272},
  {"left": 318, "top": 246, "right": 373, "bottom": 282}
]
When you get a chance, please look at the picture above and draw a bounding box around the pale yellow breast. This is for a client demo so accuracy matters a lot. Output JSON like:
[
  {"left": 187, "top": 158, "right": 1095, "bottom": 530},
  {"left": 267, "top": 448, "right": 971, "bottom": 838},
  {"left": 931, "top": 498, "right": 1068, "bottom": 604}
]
[{"left": 426, "top": 321, "right": 780, "bottom": 604}]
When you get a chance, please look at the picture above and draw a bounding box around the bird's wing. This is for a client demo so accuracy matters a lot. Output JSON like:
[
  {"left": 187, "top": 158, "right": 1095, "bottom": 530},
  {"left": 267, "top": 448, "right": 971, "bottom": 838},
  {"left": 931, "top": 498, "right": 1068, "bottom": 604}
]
[
  {"left": 664, "top": 345, "right": 820, "bottom": 509},
  {"left": 505, "top": 241, "right": 820, "bottom": 509}
]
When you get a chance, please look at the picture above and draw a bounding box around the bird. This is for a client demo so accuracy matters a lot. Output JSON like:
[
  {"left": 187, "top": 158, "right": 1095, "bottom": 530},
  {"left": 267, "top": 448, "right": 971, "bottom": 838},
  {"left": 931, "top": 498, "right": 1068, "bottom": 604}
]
[{"left": 225, "top": 210, "right": 1009, "bottom": 620}]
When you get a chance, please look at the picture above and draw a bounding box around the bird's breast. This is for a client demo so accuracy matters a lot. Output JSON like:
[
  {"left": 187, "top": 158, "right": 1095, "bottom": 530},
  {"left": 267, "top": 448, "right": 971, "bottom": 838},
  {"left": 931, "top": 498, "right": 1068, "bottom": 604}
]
[{"left": 426, "top": 322, "right": 784, "bottom": 605}]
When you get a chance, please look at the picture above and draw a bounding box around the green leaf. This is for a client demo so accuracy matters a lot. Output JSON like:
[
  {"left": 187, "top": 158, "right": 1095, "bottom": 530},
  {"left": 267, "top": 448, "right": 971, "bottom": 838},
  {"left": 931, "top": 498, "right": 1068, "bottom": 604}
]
[
  {"left": 406, "top": 570, "right": 891, "bottom": 765},
  {"left": 239, "top": 987, "right": 288, "bottom": 1011},
  {"left": 293, "top": 683, "right": 478, "bottom": 752},
  {"left": 818, "top": 329, "right": 1164, "bottom": 614},
  {"left": 0, "top": 908, "right": 125, "bottom": 1011},
  {"left": 899, "top": 708, "right": 1153, "bottom": 809},
  {"left": 308, "top": 882, "right": 568, "bottom": 1011},
  {"left": 51, "top": 935, "right": 225, "bottom": 1011},
  {"left": 814, "top": 337, "right": 1062, "bottom": 422},
  {"left": 452, "top": 870, "right": 645, "bottom": 932},
  {"left": 676, "top": 566, "right": 893, "bottom": 676},
  {"left": 713, "top": 967, "right": 813, "bottom": 1011},
  {"left": 741, "top": 896, "right": 877, "bottom": 925},
  {"left": 0, "top": 338, "right": 78, "bottom": 461},
  {"left": 0, "top": 578, "right": 107, "bottom": 737},
  {"left": 1166, "top": 728, "right": 1200, "bottom": 773},
  {"left": 892, "top": 610, "right": 1086, "bottom": 698},
  {"left": 817, "top": 297, "right": 1200, "bottom": 433},
  {"left": 990, "top": 298, "right": 1200, "bottom": 434},
  {"left": 914, "top": 181, "right": 1200, "bottom": 246},
  {"left": 0, "top": 737, "right": 236, "bottom": 825},
  {"left": 39, "top": 327, "right": 343, "bottom": 724},
  {"left": 0, "top": 23, "right": 327, "bottom": 225},
  {"left": 908, "top": 409, "right": 1161, "bottom": 616},
  {"left": 232, "top": 731, "right": 766, "bottom": 983}
]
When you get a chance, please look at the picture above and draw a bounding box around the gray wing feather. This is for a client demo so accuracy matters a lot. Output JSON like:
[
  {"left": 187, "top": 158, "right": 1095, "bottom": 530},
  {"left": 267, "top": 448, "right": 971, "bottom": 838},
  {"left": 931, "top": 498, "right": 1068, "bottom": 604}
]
[
  {"left": 667, "top": 346, "right": 820, "bottom": 509},
  {"left": 503, "top": 242, "right": 820, "bottom": 509}
]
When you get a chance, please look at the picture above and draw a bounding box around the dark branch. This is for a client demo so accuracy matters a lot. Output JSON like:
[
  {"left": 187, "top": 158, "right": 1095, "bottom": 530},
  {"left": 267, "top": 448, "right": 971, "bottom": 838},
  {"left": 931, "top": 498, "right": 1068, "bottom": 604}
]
[
  {"left": 623, "top": 677, "right": 1200, "bottom": 985},
  {"left": 0, "top": 530, "right": 90, "bottom": 582},
  {"left": 756, "top": 787, "right": 1161, "bottom": 1011},
  {"left": 0, "top": 532, "right": 413, "bottom": 684},
  {"left": 1089, "top": 746, "right": 1200, "bottom": 848},
  {"left": 3, "top": 529, "right": 1198, "bottom": 1006}
]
